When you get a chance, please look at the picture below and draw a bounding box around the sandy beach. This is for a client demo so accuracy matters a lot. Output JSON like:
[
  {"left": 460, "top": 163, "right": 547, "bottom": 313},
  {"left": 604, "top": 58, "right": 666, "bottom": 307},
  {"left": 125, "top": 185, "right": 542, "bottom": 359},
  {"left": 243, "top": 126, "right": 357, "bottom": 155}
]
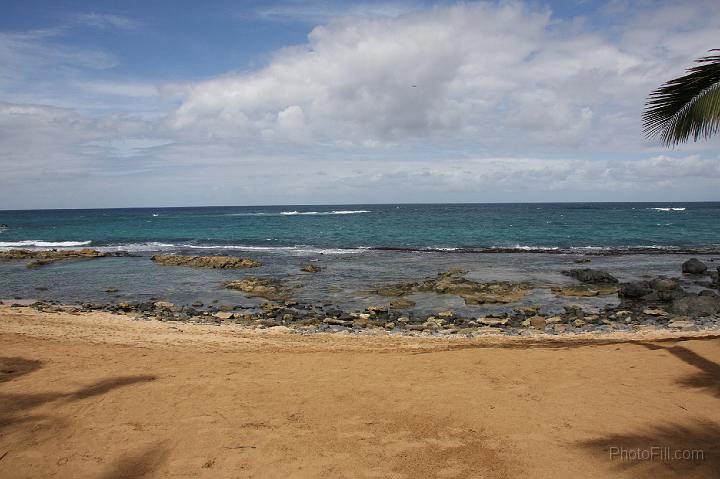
[{"left": 0, "top": 304, "right": 718, "bottom": 478}]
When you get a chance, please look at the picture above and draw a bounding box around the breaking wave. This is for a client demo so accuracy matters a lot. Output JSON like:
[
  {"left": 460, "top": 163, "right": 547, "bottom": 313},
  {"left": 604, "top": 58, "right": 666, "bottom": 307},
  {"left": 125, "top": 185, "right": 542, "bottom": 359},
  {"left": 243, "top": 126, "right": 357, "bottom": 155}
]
[
  {"left": 91, "top": 243, "right": 370, "bottom": 255},
  {"left": 0, "top": 240, "right": 92, "bottom": 249},
  {"left": 2, "top": 240, "right": 718, "bottom": 256},
  {"left": 226, "top": 210, "right": 371, "bottom": 217},
  {"left": 280, "top": 210, "right": 371, "bottom": 216}
]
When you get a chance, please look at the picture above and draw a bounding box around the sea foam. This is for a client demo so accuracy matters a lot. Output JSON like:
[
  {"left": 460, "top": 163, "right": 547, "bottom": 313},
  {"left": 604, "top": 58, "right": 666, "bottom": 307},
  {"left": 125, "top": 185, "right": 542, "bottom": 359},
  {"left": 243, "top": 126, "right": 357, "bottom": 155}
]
[
  {"left": 280, "top": 210, "right": 370, "bottom": 216},
  {"left": 0, "top": 240, "right": 92, "bottom": 249}
]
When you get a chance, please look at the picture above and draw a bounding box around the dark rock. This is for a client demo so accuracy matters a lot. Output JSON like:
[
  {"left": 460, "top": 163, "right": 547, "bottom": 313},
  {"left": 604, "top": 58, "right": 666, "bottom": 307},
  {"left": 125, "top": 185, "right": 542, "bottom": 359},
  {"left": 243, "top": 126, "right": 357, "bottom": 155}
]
[
  {"left": 618, "top": 282, "right": 652, "bottom": 299},
  {"left": 699, "top": 290, "right": 720, "bottom": 298},
  {"left": 682, "top": 258, "right": 707, "bottom": 274},
  {"left": 153, "top": 301, "right": 175, "bottom": 312},
  {"left": 301, "top": 264, "right": 322, "bottom": 273},
  {"left": 562, "top": 269, "right": 618, "bottom": 284},
  {"left": 564, "top": 305, "right": 584, "bottom": 319},
  {"left": 654, "top": 289, "right": 687, "bottom": 302},
  {"left": 649, "top": 276, "right": 679, "bottom": 291},
  {"left": 138, "top": 302, "right": 155, "bottom": 312},
  {"left": 670, "top": 294, "right": 720, "bottom": 316}
]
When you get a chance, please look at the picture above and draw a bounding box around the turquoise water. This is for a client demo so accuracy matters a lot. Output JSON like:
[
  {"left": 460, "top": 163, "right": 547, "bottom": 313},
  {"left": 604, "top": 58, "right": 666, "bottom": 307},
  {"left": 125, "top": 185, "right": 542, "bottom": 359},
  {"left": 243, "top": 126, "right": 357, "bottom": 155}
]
[
  {"left": 1, "top": 203, "right": 718, "bottom": 311},
  {"left": 0, "top": 202, "right": 719, "bottom": 253}
]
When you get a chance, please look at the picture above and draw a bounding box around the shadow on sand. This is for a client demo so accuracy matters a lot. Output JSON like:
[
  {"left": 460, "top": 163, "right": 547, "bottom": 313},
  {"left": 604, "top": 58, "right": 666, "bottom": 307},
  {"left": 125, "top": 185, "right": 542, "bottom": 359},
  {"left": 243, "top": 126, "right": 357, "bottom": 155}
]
[
  {"left": 0, "top": 370, "right": 157, "bottom": 431},
  {"left": 410, "top": 333, "right": 720, "bottom": 354},
  {"left": 577, "top": 341, "right": 720, "bottom": 478},
  {"left": 578, "top": 420, "right": 720, "bottom": 478},
  {"left": 0, "top": 356, "right": 160, "bottom": 475},
  {"left": 0, "top": 357, "right": 43, "bottom": 383},
  {"left": 638, "top": 342, "right": 720, "bottom": 398},
  {"left": 98, "top": 442, "right": 170, "bottom": 479}
]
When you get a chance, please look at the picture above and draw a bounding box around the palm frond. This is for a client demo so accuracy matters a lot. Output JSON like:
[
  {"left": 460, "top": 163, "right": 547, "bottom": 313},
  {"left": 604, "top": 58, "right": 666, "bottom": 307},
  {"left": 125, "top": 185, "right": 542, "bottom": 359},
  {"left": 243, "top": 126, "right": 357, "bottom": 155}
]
[{"left": 643, "top": 50, "right": 720, "bottom": 146}]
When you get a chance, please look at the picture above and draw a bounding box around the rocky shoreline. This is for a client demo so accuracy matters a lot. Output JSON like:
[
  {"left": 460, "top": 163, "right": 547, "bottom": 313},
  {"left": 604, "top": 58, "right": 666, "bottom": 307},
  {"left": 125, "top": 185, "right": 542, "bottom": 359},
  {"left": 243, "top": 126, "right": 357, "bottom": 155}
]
[
  {"left": 2, "top": 251, "right": 719, "bottom": 338},
  {"left": 7, "top": 294, "right": 718, "bottom": 338}
]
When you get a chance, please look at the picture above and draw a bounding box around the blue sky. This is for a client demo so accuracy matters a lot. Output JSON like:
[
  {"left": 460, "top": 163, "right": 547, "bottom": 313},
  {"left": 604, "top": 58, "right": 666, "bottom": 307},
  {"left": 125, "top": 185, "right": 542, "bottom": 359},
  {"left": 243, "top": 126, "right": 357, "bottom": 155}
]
[
  {"left": 1, "top": 0, "right": 719, "bottom": 208},
  {"left": 2, "top": 0, "right": 313, "bottom": 81}
]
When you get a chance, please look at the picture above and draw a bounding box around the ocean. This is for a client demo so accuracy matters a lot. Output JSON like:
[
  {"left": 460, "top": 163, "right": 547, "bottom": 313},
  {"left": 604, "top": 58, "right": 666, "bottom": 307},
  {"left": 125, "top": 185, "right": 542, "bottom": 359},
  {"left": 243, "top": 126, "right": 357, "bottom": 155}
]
[
  {"left": 1, "top": 202, "right": 719, "bottom": 253},
  {"left": 1, "top": 203, "right": 718, "bottom": 315}
]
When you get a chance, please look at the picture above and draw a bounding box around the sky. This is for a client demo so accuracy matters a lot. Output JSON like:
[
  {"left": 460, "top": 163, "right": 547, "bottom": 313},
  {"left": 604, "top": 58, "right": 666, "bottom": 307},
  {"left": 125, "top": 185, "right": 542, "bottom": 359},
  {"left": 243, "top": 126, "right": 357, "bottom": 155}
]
[{"left": 1, "top": 0, "right": 719, "bottom": 209}]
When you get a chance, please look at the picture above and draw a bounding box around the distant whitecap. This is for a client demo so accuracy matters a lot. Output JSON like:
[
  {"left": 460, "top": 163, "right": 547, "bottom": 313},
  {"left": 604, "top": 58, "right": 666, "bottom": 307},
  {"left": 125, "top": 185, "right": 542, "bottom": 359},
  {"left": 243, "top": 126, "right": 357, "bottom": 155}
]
[{"left": 0, "top": 240, "right": 92, "bottom": 249}]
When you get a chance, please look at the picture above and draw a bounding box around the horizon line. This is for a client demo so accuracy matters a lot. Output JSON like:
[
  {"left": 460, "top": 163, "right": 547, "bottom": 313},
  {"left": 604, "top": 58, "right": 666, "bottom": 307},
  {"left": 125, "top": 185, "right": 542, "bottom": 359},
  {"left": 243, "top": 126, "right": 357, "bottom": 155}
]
[{"left": 1, "top": 200, "right": 719, "bottom": 212}]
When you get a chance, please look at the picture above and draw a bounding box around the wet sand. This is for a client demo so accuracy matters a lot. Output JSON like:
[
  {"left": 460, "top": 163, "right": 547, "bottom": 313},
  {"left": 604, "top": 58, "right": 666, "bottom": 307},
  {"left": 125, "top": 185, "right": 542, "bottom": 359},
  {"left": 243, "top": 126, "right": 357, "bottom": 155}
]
[{"left": 0, "top": 305, "right": 718, "bottom": 478}]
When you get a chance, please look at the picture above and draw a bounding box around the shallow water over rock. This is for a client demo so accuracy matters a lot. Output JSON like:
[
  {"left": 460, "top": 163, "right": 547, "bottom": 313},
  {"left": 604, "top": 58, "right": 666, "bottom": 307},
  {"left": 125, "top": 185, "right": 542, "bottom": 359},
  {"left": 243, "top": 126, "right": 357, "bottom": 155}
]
[{"left": 1, "top": 249, "right": 718, "bottom": 318}]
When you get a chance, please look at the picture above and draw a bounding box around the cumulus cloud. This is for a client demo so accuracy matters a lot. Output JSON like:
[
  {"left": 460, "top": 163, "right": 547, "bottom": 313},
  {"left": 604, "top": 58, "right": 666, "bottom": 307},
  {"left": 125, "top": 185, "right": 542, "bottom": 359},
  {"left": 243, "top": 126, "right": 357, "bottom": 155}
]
[{"left": 169, "top": 1, "right": 720, "bottom": 152}]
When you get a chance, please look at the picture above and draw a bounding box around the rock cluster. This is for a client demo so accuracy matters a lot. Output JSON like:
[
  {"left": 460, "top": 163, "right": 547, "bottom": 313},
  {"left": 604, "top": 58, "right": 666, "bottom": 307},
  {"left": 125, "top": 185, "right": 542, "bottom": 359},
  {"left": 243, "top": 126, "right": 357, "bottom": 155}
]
[
  {"left": 224, "top": 277, "right": 293, "bottom": 301},
  {"left": 8, "top": 256, "right": 720, "bottom": 338},
  {"left": 20, "top": 293, "right": 720, "bottom": 338},
  {"left": 373, "top": 269, "right": 530, "bottom": 305},
  {"left": 0, "top": 249, "right": 111, "bottom": 268},
  {"left": 561, "top": 268, "right": 618, "bottom": 284},
  {"left": 151, "top": 255, "right": 262, "bottom": 269},
  {"left": 618, "top": 265, "right": 720, "bottom": 316}
]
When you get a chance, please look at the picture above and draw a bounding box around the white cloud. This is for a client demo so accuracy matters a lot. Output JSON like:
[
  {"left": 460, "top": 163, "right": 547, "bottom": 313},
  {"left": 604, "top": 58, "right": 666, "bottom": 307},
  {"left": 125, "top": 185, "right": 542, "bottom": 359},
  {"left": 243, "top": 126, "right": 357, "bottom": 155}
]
[
  {"left": 169, "top": 1, "right": 720, "bottom": 153},
  {"left": 2, "top": 144, "right": 717, "bottom": 208},
  {"left": 248, "top": 1, "right": 421, "bottom": 23},
  {"left": 0, "top": 101, "right": 151, "bottom": 181},
  {"left": 75, "top": 81, "right": 161, "bottom": 98},
  {"left": 69, "top": 13, "right": 141, "bottom": 30}
]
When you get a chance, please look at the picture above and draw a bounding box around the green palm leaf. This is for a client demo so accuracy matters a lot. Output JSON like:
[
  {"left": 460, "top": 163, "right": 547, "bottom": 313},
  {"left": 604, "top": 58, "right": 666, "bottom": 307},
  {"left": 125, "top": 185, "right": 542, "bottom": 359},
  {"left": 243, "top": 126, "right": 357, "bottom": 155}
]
[{"left": 643, "top": 50, "right": 720, "bottom": 146}]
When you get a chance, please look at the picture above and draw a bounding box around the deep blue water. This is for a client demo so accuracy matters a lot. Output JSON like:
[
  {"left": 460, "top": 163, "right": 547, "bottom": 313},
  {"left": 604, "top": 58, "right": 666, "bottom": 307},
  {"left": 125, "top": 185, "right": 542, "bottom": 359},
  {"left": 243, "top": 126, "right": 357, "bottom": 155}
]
[{"left": 0, "top": 203, "right": 719, "bottom": 253}]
